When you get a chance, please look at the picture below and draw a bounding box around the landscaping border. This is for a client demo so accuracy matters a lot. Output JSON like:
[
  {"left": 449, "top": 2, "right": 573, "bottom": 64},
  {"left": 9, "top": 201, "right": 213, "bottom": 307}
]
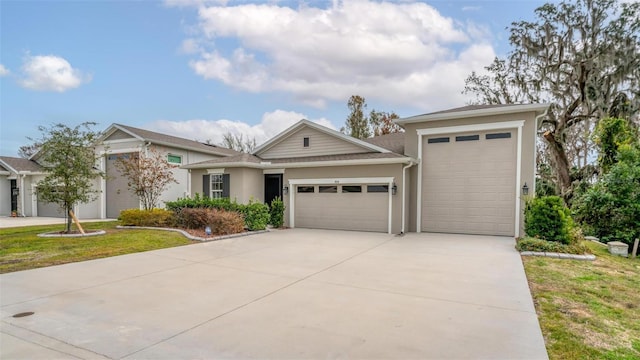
[
  {"left": 38, "top": 230, "right": 107, "bottom": 238},
  {"left": 116, "top": 226, "right": 269, "bottom": 242},
  {"left": 520, "top": 251, "right": 596, "bottom": 261}
]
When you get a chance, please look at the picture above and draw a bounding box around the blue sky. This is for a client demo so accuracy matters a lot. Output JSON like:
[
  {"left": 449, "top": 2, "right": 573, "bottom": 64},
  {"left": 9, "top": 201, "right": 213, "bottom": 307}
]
[{"left": 0, "top": 0, "right": 546, "bottom": 156}]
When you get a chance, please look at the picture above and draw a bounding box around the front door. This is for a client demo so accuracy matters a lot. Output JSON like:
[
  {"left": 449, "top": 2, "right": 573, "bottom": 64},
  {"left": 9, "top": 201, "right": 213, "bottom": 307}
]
[
  {"left": 10, "top": 179, "right": 18, "bottom": 212},
  {"left": 264, "top": 174, "right": 283, "bottom": 206}
]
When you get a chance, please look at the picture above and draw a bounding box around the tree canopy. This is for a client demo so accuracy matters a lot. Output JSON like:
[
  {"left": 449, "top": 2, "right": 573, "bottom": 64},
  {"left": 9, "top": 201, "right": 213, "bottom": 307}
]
[
  {"left": 34, "top": 122, "right": 104, "bottom": 233},
  {"left": 341, "top": 95, "right": 403, "bottom": 139}
]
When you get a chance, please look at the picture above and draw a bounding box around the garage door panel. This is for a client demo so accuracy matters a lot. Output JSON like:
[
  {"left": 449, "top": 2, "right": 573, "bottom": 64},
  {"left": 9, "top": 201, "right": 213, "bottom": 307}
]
[
  {"left": 295, "top": 186, "right": 388, "bottom": 233},
  {"left": 422, "top": 130, "right": 516, "bottom": 236}
]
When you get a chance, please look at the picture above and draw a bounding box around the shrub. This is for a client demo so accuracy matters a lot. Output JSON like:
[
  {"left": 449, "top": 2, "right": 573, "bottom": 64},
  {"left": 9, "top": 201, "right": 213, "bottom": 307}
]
[
  {"left": 119, "top": 208, "right": 176, "bottom": 227},
  {"left": 244, "top": 200, "right": 270, "bottom": 231},
  {"left": 524, "top": 196, "right": 574, "bottom": 244},
  {"left": 176, "top": 208, "right": 244, "bottom": 235},
  {"left": 515, "top": 237, "right": 590, "bottom": 255},
  {"left": 269, "top": 197, "right": 285, "bottom": 228},
  {"left": 574, "top": 145, "right": 640, "bottom": 248}
]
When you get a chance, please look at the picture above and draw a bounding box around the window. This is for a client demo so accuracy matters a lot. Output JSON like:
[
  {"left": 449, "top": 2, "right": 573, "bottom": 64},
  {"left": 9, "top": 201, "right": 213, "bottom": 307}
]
[
  {"left": 303, "top": 137, "right": 310, "bottom": 147},
  {"left": 167, "top": 154, "right": 182, "bottom": 164},
  {"left": 297, "top": 186, "right": 315, "bottom": 193},
  {"left": 210, "top": 174, "right": 224, "bottom": 198},
  {"left": 427, "top": 137, "right": 450, "bottom": 144},
  {"left": 342, "top": 185, "right": 362, "bottom": 193},
  {"left": 367, "top": 185, "right": 389, "bottom": 193},
  {"left": 319, "top": 185, "right": 337, "bottom": 193},
  {"left": 486, "top": 132, "right": 512, "bottom": 140},
  {"left": 455, "top": 135, "right": 480, "bottom": 142}
]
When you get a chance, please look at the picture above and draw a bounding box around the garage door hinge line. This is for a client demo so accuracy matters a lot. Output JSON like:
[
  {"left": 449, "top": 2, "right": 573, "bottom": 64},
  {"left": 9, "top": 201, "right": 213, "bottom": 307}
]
[{"left": 121, "top": 235, "right": 397, "bottom": 359}]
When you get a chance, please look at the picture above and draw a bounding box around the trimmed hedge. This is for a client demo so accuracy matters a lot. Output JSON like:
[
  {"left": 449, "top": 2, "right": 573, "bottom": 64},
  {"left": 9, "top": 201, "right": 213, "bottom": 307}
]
[
  {"left": 166, "top": 194, "right": 270, "bottom": 231},
  {"left": 119, "top": 208, "right": 176, "bottom": 227},
  {"left": 176, "top": 208, "right": 245, "bottom": 235},
  {"left": 269, "top": 197, "right": 285, "bottom": 228},
  {"left": 524, "top": 196, "right": 574, "bottom": 244}
]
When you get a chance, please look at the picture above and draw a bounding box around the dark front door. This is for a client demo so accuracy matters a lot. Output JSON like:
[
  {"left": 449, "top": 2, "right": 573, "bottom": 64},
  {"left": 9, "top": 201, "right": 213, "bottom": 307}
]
[
  {"left": 10, "top": 179, "right": 18, "bottom": 212},
  {"left": 264, "top": 174, "right": 283, "bottom": 206}
]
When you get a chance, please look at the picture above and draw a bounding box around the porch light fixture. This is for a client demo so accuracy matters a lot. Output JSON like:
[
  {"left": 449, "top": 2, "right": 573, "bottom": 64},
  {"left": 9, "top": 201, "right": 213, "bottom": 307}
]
[
  {"left": 522, "top": 183, "right": 529, "bottom": 196},
  {"left": 283, "top": 186, "right": 289, "bottom": 195},
  {"left": 392, "top": 183, "right": 397, "bottom": 195}
]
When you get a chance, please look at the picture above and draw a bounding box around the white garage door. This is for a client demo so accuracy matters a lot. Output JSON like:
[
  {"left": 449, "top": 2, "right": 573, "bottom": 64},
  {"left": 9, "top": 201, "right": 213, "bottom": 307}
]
[
  {"left": 294, "top": 183, "right": 389, "bottom": 233},
  {"left": 422, "top": 130, "right": 516, "bottom": 236},
  {"left": 37, "top": 199, "right": 65, "bottom": 217}
]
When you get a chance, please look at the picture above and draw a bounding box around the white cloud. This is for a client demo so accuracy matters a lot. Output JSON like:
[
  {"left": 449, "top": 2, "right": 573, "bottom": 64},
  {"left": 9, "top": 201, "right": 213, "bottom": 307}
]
[
  {"left": 0, "top": 64, "right": 9, "bottom": 77},
  {"left": 462, "top": 6, "right": 481, "bottom": 11},
  {"left": 147, "top": 109, "right": 334, "bottom": 147},
  {"left": 178, "top": 0, "right": 495, "bottom": 109},
  {"left": 19, "top": 54, "right": 90, "bottom": 92}
]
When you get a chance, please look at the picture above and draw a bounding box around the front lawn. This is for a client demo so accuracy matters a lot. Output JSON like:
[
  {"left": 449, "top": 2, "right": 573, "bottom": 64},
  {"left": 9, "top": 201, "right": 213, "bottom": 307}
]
[
  {"left": 0, "top": 221, "right": 195, "bottom": 273},
  {"left": 523, "top": 241, "right": 640, "bottom": 360}
]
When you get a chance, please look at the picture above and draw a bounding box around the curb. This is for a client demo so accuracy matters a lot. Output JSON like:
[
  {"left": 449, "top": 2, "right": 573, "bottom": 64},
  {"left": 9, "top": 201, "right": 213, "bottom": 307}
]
[
  {"left": 520, "top": 251, "right": 596, "bottom": 261},
  {"left": 116, "top": 226, "right": 269, "bottom": 242}
]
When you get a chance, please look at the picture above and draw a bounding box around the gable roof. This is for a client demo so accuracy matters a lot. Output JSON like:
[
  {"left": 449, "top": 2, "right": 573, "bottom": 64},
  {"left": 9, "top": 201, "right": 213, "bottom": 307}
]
[
  {"left": 0, "top": 156, "right": 44, "bottom": 173},
  {"left": 363, "top": 132, "right": 405, "bottom": 154},
  {"left": 102, "top": 124, "right": 241, "bottom": 157},
  {"left": 396, "top": 103, "right": 549, "bottom": 125},
  {"left": 252, "top": 119, "right": 391, "bottom": 156}
]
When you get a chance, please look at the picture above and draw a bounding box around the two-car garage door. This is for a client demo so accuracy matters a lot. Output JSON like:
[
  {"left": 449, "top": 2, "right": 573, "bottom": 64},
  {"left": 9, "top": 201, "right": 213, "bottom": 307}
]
[
  {"left": 422, "top": 130, "right": 517, "bottom": 236},
  {"left": 294, "top": 183, "right": 390, "bottom": 233}
]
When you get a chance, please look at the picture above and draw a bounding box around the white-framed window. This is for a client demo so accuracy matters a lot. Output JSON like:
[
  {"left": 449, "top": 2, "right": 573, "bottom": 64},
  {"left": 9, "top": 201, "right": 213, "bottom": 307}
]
[
  {"left": 210, "top": 174, "right": 224, "bottom": 198},
  {"left": 167, "top": 154, "right": 182, "bottom": 164}
]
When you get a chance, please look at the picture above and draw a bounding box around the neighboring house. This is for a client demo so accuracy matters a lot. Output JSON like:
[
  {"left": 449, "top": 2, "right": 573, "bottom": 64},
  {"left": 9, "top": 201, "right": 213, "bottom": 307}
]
[
  {"left": 94, "top": 124, "right": 240, "bottom": 218},
  {"left": 184, "top": 103, "right": 548, "bottom": 237},
  {"left": 0, "top": 124, "right": 239, "bottom": 219}
]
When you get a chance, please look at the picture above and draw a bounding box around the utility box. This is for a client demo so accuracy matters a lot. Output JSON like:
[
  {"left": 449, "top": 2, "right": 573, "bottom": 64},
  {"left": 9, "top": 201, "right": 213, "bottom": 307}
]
[{"left": 608, "top": 241, "right": 629, "bottom": 257}]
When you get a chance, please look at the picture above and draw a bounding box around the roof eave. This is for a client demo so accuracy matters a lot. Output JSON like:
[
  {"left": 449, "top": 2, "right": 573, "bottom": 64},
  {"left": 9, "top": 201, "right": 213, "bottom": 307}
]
[
  {"left": 183, "top": 156, "right": 415, "bottom": 170},
  {"left": 396, "top": 104, "right": 550, "bottom": 125}
]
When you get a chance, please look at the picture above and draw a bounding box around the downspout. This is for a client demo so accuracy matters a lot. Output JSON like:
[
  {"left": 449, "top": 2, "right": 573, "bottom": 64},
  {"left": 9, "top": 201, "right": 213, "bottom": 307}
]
[{"left": 401, "top": 160, "right": 417, "bottom": 234}]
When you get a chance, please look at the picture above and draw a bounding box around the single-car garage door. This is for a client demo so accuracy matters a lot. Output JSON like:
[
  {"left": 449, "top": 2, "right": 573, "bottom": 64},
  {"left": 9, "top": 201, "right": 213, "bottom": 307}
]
[
  {"left": 294, "top": 183, "right": 389, "bottom": 233},
  {"left": 422, "top": 130, "right": 516, "bottom": 236}
]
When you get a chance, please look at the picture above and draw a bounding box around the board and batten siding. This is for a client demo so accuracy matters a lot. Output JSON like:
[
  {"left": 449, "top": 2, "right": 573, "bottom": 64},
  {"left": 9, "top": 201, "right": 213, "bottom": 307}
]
[{"left": 259, "top": 127, "right": 369, "bottom": 159}]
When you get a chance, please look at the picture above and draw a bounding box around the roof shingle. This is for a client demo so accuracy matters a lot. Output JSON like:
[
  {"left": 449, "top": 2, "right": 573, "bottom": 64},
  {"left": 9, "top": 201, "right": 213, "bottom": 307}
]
[{"left": 0, "top": 156, "right": 44, "bottom": 172}]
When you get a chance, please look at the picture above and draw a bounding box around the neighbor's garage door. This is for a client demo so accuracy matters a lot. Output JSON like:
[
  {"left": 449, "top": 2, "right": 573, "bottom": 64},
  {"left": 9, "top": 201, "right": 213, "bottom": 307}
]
[
  {"left": 37, "top": 198, "right": 64, "bottom": 217},
  {"left": 295, "top": 183, "right": 389, "bottom": 232},
  {"left": 422, "top": 130, "right": 516, "bottom": 236}
]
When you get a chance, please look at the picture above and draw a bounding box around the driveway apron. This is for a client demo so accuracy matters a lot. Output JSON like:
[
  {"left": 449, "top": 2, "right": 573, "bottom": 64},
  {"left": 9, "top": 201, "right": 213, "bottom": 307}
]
[{"left": 0, "top": 229, "right": 548, "bottom": 359}]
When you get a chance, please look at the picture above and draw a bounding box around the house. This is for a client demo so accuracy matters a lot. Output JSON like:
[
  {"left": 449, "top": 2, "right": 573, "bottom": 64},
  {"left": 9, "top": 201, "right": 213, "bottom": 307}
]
[
  {"left": 0, "top": 124, "right": 240, "bottom": 218},
  {"left": 184, "top": 103, "right": 548, "bottom": 237}
]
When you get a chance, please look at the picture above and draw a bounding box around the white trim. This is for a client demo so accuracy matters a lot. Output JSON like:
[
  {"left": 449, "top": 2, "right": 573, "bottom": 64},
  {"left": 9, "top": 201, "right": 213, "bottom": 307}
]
[
  {"left": 102, "top": 138, "right": 137, "bottom": 144},
  {"left": 0, "top": 171, "right": 10, "bottom": 176},
  {"left": 416, "top": 120, "right": 525, "bottom": 235},
  {"left": 20, "top": 175, "right": 26, "bottom": 217},
  {"left": 397, "top": 104, "right": 549, "bottom": 125},
  {"left": 288, "top": 177, "right": 394, "bottom": 234},
  {"left": 263, "top": 168, "right": 285, "bottom": 174},
  {"left": 183, "top": 157, "right": 413, "bottom": 170},
  {"left": 100, "top": 147, "right": 142, "bottom": 155},
  {"left": 31, "top": 183, "right": 37, "bottom": 217},
  {"left": 206, "top": 168, "right": 225, "bottom": 174}
]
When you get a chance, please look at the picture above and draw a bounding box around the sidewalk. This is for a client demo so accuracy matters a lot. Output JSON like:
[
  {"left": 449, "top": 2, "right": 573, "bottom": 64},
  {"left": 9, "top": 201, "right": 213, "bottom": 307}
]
[{"left": 0, "top": 217, "right": 116, "bottom": 229}]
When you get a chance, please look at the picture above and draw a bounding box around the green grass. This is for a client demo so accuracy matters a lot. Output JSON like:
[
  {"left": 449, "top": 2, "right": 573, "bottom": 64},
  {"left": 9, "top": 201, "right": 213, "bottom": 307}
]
[
  {"left": 0, "top": 221, "right": 195, "bottom": 273},
  {"left": 523, "top": 241, "right": 640, "bottom": 360}
]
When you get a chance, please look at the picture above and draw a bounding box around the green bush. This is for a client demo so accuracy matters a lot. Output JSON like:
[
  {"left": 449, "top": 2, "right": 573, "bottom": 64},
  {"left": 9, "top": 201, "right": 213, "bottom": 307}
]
[
  {"left": 244, "top": 200, "right": 270, "bottom": 231},
  {"left": 176, "top": 208, "right": 244, "bottom": 235},
  {"left": 269, "top": 197, "right": 285, "bottom": 228},
  {"left": 119, "top": 208, "right": 176, "bottom": 227},
  {"left": 524, "top": 196, "right": 574, "bottom": 244},
  {"left": 515, "top": 237, "right": 590, "bottom": 255},
  {"left": 167, "top": 194, "right": 270, "bottom": 231},
  {"left": 574, "top": 145, "right": 640, "bottom": 248}
]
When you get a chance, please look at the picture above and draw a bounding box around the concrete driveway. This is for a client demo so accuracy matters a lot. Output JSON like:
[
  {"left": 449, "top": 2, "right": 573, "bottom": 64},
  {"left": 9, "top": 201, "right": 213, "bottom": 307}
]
[{"left": 0, "top": 229, "right": 548, "bottom": 359}]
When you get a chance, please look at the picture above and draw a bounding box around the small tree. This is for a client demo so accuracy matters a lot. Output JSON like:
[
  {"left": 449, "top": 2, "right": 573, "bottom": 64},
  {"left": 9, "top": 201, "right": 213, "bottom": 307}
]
[
  {"left": 35, "top": 122, "right": 104, "bottom": 233},
  {"left": 114, "top": 147, "right": 178, "bottom": 210},
  {"left": 341, "top": 95, "right": 371, "bottom": 139}
]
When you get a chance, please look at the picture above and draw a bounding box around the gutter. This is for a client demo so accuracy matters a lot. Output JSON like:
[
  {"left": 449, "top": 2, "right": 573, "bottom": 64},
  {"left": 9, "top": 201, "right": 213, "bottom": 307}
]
[
  {"left": 183, "top": 157, "right": 414, "bottom": 170},
  {"left": 401, "top": 159, "right": 418, "bottom": 234}
]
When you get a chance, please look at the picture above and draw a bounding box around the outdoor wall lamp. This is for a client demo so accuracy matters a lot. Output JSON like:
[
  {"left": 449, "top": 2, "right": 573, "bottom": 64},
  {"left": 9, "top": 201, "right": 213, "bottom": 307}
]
[
  {"left": 392, "top": 183, "right": 397, "bottom": 195},
  {"left": 283, "top": 186, "right": 289, "bottom": 195},
  {"left": 522, "top": 183, "right": 529, "bottom": 196}
]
